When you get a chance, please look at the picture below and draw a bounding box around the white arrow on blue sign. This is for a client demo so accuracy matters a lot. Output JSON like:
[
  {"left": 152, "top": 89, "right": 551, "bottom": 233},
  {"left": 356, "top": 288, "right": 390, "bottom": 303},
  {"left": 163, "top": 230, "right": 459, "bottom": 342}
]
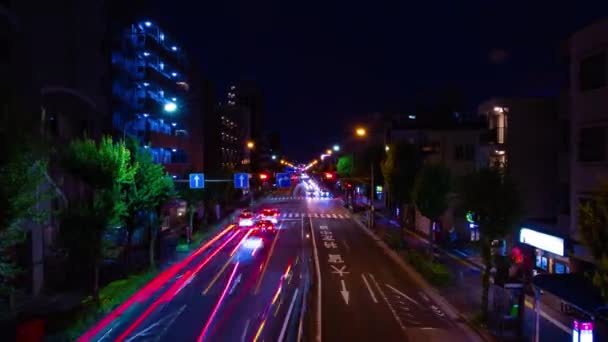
[
  {"left": 234, "top": 173, "right": 250, "bottom": 189},
  {"left": 189, "top": 173, "right": 205, "bottom": 189},
  {"left": 276, "top": 173, "right": 291, "bottom": 188}
]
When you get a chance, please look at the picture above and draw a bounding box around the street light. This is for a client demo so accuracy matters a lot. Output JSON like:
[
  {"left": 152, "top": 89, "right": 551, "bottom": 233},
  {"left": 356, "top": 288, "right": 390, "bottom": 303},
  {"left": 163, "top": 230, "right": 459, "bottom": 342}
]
[
  {"left": 354, "top": 127, "right": 374, "bottom": 229},
  {"left": 385, "top": 145, "right": 390, "bottom": 152},
  {"left": 272, "top": 155, "right": 277, "bottom": 160},
  {"left": 333, "top": 144, "right": 340, "bottom": 152},
  {"left": 164, "top": 102, "right": 177, "bottom": 112},
  {"left": 326, "top": 149, "right": 332, "bottom": 155},
  {"left": 246, "top": 141, "right": 255, "bottom": 149}
]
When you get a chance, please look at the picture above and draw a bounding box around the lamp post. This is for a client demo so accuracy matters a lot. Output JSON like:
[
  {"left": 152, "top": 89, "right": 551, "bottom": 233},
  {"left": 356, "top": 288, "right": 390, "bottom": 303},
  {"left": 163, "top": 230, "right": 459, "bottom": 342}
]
[{"left": 355, "top": 127, "right": 374, "bottom": 229}]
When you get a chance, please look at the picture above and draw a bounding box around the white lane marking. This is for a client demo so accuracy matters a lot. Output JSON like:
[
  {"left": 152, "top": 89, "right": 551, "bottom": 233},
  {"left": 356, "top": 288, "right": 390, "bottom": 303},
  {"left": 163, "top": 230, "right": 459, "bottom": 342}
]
[
  {"left": 309, "top": 217, "right": 322, "bottom": 342},
  {"left": 524, "top": 299, "right": 572, "bottom": 335},
  {"left": 386, "top": 284, "right": 420, "bottom": 306},
  {"left": 155, "top": 305, "right": 188, "bottom": 341},
  {"left": 278, "top": 288, "right": 300, "bottom": 342},
  {"left": 301, "top": 218, "right": 304, "bottom": 241},
  {"left": 340, "top": 279, "right": 350, "bottom": 305},
  {"left": 369, "top": 274, "right": 407, "bottom": 333},
  {"left": 127, "top": 304, "right": 187, "bottom": 341},
  {"left": 241, "top": 319, "right": 250, "bottom": 342},
  {"left": 342, "top": 240, "right": 351, "bottom": 252},
  {"left": 419, "top": 327, "right": 436, "bottom": 330},
  {"left": 361, "top": 274, "right": 378, "bottom": 303},
  {"left": 418, "top": 291, "right": 430, "bottom": 302},
  {"left": 97, "top": 327, "right": 113, "bottom": 341}
]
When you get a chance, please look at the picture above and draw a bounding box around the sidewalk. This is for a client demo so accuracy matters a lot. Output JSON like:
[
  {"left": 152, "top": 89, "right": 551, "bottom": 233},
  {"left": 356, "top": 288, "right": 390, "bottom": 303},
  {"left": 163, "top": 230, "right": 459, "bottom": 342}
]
[{"left": 369, "top": 211, "right": 574, "bottom": 342}]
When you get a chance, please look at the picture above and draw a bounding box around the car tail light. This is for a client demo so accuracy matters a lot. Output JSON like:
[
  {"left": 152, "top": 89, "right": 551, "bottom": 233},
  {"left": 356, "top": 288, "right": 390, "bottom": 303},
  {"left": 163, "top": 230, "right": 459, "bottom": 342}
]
[{"left": 273, "top": 213, "right": 278, "bottom": 217}]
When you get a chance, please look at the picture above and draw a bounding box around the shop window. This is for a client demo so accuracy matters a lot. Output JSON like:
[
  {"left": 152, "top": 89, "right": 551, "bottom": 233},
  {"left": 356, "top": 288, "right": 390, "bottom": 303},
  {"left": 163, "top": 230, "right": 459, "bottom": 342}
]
[
  {"left": 541, "top": 257, "right": 548, "bottom": 271},
  {"left": 554, "top": 262, "right": 569, "bottom": 274}
]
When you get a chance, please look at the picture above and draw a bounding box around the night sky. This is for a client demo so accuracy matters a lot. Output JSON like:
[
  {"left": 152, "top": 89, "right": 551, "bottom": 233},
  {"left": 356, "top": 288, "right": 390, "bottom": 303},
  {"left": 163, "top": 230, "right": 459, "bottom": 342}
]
[{"left": 152, "top": 1, "right": 608, "bottom": 161}]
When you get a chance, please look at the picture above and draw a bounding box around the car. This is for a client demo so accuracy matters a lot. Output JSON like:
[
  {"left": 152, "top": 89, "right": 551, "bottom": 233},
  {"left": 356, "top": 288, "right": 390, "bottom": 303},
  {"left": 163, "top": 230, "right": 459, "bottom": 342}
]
[
  {"left": 258, "top": 208, "right": 279, "bottom": 223},
  {"left": 238, "top": 212, "right": 255, "bottom": 227},
  {"left": 253, "top": 219, "right": 276, "bottom": 234}
]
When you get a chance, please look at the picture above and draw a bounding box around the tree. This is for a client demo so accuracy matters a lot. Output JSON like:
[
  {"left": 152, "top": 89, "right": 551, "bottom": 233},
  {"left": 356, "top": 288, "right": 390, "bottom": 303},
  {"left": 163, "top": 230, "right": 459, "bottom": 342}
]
[
  {"left": 459, "top": 167, "right": 523, "bottom": 322},
  {"left": 412, "top": 163, "right": 451, "bottom": 257},
  {"left": 382, "top": 142, "right": 420, "bottom": 244},
  {"left": 61, "top": 136, "right": 136, "bottom": 300},
  {"left": 0, "top": 154, "right": 51, "bottom": 296},
  {"left": 336, "top": 155, "right": 353, "bottom": 178},
  {"left": 579, "top": 181, "right": 608, "bottom": 300},
  {"left": 381, "top": 142, "right": 419, "bottom": 212},
  {"left": 124, "top": 139, "right": 175, "bottom": 269}
]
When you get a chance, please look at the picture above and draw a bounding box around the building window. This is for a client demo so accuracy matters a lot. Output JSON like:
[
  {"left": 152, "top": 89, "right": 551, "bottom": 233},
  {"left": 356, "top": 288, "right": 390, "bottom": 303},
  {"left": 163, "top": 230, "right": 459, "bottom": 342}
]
[
  {"left": 578, "top": 126, "right": 606, "bottom": 162},
  {"left": 579, "top": 52, "right": 606, "bottom": 91}
]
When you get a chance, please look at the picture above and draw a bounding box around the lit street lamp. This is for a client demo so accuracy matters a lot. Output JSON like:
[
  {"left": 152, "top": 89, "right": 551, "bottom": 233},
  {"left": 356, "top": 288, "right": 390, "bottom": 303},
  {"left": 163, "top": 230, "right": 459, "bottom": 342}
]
[
  {"left": 271, "top": 155, "right": 277, "bottom": 160},
  {"left": 354, "top": 127, "right": 374, "bottom": 229},
  {"left": 333, "top": 144, "right": 340, "bottom": 152},
  {"left": 164, "top": 102, "right": 177, "bottom": 112},
  {"left": 355, "top": 127, "right": 367, "bottom": 137},
  {"left": 246, "top": 141, "right": 255, "bottom": 149}
]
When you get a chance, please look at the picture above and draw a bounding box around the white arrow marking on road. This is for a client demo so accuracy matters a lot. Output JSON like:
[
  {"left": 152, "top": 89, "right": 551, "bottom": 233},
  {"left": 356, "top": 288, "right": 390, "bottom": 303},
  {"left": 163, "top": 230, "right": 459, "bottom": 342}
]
[
  {"left": 385, "top": 284, "right": 420, "bottom": 306},
  {"left": 330, "top": 265, "right": 350, "bottom": 277},
  {"left": 340, "top": 279, "right": 350, "bottom": 305},
  {"left": 194, "top": 175, "right": 200, "bottom": 187},
  {"left": 361, "top": 274, "right": 378, "bottom": 303}
]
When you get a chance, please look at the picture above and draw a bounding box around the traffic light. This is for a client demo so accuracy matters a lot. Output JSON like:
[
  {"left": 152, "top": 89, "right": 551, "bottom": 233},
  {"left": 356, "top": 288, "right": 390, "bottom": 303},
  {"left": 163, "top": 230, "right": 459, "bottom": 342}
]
[
  {"left": 325, "top": 172, "right": 334, "bottom": 179},
  {"left": 259, "top": 174, "right": 268, "bottom": 180}
]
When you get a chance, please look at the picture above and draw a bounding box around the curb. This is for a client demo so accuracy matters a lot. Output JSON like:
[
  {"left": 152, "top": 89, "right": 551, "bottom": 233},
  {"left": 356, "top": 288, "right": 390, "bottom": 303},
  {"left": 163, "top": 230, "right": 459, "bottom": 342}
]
[{"left": 352, "top": 215, "right": 494, "bottom": 342}]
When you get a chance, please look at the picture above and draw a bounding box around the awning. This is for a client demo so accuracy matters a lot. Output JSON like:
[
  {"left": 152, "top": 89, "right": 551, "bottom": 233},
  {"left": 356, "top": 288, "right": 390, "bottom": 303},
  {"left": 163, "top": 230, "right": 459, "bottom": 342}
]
[{"left": 533, "top": 273, "right": 605, "bottom": 317}]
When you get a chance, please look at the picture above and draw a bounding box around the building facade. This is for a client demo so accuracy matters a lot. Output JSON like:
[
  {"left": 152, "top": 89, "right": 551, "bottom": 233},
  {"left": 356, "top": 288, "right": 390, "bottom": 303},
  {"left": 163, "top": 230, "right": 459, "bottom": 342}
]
[
  {"left": 111, "top": 19, "right": 202, "bottom": 178},
  {"left": 567, "top": 18, "right": 608, "bottom": 267}
]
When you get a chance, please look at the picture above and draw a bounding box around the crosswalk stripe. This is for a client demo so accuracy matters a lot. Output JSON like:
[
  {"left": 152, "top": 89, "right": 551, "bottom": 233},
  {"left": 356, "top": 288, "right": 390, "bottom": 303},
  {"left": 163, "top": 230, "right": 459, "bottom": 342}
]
[
  {"left": 338, "top": 214, "right": 344, "bottom": 219},
  {"left": 332, "top": 214, "right": 338, "bottom": 219},
  {"left": 314, "top": 213, "right": 319, "bottom": 218},
  {"left": 294, "top": 213, "right": 299, "bottom": 218}
]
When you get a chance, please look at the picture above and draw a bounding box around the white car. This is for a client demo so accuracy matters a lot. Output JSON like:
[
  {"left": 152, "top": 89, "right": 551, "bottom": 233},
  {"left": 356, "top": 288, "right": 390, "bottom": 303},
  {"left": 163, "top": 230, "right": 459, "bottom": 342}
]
[{"left": 238, "top": 212, "right": 255, "bottom": 227}]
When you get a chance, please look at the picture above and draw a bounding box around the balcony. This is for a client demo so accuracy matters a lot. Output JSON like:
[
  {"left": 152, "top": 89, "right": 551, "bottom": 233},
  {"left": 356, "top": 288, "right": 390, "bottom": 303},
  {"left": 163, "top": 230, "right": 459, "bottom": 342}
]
[
  {"left": 143, "top": 38, "right": 186, "bottom": 69},
  {"left": 144, "top": 65, "right": 187, "bottom": 94},
  {"left": 149, "top": 130, "right": 189, "bottom": 150}
]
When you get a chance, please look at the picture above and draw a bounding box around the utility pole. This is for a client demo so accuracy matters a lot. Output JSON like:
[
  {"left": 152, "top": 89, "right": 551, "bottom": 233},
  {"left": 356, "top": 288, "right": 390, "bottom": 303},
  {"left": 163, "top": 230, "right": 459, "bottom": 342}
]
[{"left": 370, "top": 161, "right": 374, "bottom": 229}]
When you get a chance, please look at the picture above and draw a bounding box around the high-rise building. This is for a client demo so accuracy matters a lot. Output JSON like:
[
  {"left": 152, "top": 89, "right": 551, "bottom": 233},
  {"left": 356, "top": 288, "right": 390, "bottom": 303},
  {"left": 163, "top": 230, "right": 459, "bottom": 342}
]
[{"left": 111, "top": 19, "right": 201, "bottom": 177}]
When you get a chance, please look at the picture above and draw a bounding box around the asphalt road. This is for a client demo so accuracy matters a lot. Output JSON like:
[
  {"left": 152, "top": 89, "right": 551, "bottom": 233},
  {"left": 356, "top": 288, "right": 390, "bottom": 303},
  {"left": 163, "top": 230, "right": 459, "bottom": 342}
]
[
  {"left": 306, "top": 197, "right": 474, "bottom": 342},
  {"left": 81, "top": 187, "right": 476, "bottom": 342},
  {"left": 80, "top": 194, "right": 312, "bottom": 342}
]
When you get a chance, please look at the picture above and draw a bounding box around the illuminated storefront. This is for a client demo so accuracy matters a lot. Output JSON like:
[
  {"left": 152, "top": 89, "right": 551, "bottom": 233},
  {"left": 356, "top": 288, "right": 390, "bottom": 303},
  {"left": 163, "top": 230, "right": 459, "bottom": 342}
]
[{"left": 519, "top": 227, "right": 570, "bottom": 274}]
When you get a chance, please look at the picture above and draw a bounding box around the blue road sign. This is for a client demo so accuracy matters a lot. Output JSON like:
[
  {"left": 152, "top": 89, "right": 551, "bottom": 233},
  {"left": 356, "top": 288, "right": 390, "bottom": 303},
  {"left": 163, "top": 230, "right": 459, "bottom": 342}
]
[
  {"left": 276, "top": 173, "right": 291, "bottom": 188},
  {"left": 234, "top": 173, "right": 250, "bottom": 189},
  {"left": 189, "top": 173, "right": 205, "bottom": 189}
]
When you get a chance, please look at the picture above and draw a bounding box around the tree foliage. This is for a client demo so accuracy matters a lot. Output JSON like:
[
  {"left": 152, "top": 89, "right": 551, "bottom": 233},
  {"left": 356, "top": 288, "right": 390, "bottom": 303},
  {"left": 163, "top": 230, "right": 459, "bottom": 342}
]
[
  {"left": 381, "top": 142, "right": 419, "bottom": 206},
  {"left": 412, "top": 163, "right": 452, "bottom": 221},
  {"left": 0, "top": 154, "right": 51, "bottom": 294},
  {"left": 579, "top": 181, "right": 608, "bottom": 300},
  {"left": 60, "top": 136, "right": 136, "bottom": 297},
  {"left": 123, "top": 138, "right": 175, "bottom": 268},
  {"left": 336, "top": 155, "right": 353, "bottom": 178},
  {"left": 459, "top": 166, "right": 523, "bottom": 321}
]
